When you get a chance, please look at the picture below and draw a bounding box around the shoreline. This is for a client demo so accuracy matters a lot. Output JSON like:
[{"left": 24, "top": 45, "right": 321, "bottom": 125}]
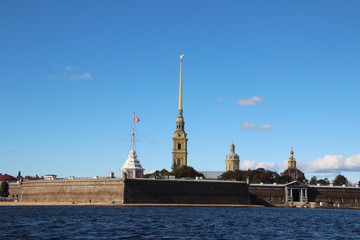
[
  {"left": 0, "top": 202, "right": 263, "bottom": 207},
  {"left": 1, "top": 202, "right": 359, "bottom": 210}
]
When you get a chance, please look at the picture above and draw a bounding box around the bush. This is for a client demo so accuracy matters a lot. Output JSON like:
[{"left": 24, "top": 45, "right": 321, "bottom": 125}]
[
  {"left": 172, "top": 166, "right": 204, "bottom": 178},
  {"left": 0, "top": 181, "right": 9, "bottom": 197}
]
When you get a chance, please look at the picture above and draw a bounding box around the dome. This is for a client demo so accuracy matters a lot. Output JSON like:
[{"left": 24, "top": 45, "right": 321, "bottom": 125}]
[
  {"left": 0, "top": 174, "right": 16, "bottom": 182},
  {"left": 226, "top": 152, "right": 239, "bottom": 160},
  {"left": 122, "top": 150, "right": 144, "bottom": 169},
  {"left": 226, "top": 144, "right": 239, "bottom": 160}
]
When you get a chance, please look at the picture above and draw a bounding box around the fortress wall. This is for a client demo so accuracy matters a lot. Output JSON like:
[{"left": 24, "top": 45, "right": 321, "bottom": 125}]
[
  {"left": 8, "top": 178, "right": 360, "bottom": 207},
  {"left": 123, "top": 179, "right": 250, "bottom": 204},
  {"left": 249, "top": 185, "right": 360, "bottom": 207},
  {"left": 16, "top": 178, "right": 124, "bottom": 204},
  {"left": 248, "top": 185, "right": 285, "bottom": 206},
  {"left": 8, "top": 183, "right": 22, "bottom": 197},
  {"left": 309, "top": 187, "right": 360, "bottom": 207}
]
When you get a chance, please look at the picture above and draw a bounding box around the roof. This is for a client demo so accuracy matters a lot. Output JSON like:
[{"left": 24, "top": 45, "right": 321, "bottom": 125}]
[
  {"left": 200, "top": 171, "right": 223, "bottom": 179},
  {"left": 0, "top": 174, "right": 17, "bottom": 182},
  {"left": 285, "top": 181, "right": 308, "bottom": 188}
]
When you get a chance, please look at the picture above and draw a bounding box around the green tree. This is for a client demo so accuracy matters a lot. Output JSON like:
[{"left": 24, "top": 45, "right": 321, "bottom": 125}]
[
  {"left": 218, "top": 170, "right": 243, "bottom": 181},
  {"left": 144, "top": 169, "right": 171, "bottom": 178},
  {"left": 0, "top": 181, "right": 9, "bottom": 197},
  {"left": 160, "top": 169, "right": 170, "bottom": 177},
  {"left": 172, "top": 166, "right": 204, "bottom": 178},
  {"left": 309, "top": 176, "right": 318, "bottom": 185},
  {"left": 220, "top": 169, "right": 287, "bottom": 184},
  {"left": 333, "top": 174, "right": 349, "bottom": 186},
  {"left": 275, "top": 175, "right": 293, "bottom": 184},
  {"left": 317, "top": 178, "right": 330, "bottom": 185},
  {"left": 248, "top": 168, "right": 279, "bottom": 183}
]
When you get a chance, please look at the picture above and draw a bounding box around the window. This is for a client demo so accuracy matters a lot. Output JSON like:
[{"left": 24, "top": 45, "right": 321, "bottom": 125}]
[{"left": 178, "top": 143, "right": 181, "bottom": 149}]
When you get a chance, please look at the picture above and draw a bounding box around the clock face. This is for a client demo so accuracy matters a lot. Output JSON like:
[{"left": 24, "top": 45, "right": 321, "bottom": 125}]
[{"left": 177, "top": 133, "right": 181, "bottom": 137}]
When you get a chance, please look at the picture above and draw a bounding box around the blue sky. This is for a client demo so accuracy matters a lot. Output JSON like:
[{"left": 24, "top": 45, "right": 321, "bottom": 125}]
[{"left": 1, "top": 1, "right": 359, "bottom": 182}]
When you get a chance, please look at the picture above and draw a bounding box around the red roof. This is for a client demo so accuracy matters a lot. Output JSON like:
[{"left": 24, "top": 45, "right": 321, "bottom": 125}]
[{"left": 0, "top": 174, "right": 17, "bottom": 182}]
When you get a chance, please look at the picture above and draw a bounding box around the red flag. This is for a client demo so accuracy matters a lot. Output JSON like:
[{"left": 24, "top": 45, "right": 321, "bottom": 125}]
[{"left": 134, "top": 115, "right": 140, "bottom": 123}]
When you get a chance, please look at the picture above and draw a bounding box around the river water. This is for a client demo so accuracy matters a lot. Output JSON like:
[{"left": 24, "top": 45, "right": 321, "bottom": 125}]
[{"left": 0, "top": 206, "right": 359, "bottom": 239}]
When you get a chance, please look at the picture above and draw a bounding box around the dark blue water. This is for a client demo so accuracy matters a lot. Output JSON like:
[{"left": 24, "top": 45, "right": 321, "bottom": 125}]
[{"left": 0, "top": 206, "right": 360, "bottom": 239}]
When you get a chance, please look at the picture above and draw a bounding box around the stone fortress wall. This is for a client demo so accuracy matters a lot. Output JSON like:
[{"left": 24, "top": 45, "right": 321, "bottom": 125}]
[
  {"left": 9, "top": 178, "right": 124, "bottom": 204},
  {"left": 248, "top": 185, "right": 285, "bottom": 206},
  {"left": 248, "top": 184, "right": 360, "bottom": 207},
  {"left": 309, "top": 186, "right": 360, "bottom": 206},
  {"left": 9, "top": 178, "right": 250, "bottom": 205},
  {"left": 7, "top": 178, "right": 360, "bottom": 207},
  {"left": 123, "top": 179, "right": 250, "bottom": 204}
]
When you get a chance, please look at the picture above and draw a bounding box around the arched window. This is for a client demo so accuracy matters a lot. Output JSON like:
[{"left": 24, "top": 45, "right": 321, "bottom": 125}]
[{"left": 178, "top": 143, "right": 181, "bottom": 149}]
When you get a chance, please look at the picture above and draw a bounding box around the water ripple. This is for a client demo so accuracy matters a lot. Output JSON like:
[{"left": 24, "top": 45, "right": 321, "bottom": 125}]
[{"left": 1, "top": 206, "right": 360, "bottom": 239}]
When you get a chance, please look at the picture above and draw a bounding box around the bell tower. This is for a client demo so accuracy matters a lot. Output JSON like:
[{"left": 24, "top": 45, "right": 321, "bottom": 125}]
[
  {"left": 172, "top": 54, "right": 188, "bottom": 170},
  {"left": 288, "top": 148, "right": 297, "bottom": 169},
  {"left": 225, "top": 143, "right": 240, "bottom": 171}
]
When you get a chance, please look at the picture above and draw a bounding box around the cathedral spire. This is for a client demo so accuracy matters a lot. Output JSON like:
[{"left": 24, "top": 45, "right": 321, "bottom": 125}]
[
  {"left": 176, "top": 54, "right": 185, "bottom": 131},
  {"left": 178, "top": 54, "right": 184, "bottom": 117},
  {"left": 172, "top": 54, "right": 188, "bottom": 170}
]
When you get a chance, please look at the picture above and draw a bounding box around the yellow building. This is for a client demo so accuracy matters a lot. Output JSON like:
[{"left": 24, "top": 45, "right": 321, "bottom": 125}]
[
  {"left": 225, "top": 143, "right": 240, "bottom": 171},
  {"left": 172, "top": 54, "right": 188, "bottom": 170}
]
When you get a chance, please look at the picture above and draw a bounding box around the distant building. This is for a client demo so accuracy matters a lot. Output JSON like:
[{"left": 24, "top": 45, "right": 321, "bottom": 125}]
[
  {"left": 225, "top": 143, "right": 240, "bottom": 171},
  {"left": 281, "top": 149, "right": 305, "bottom": 181},
  {"left": 121, "top": 149, "right": 144, "bottom": 179},
  {"left": 44, "top": 174, "right": 57, "bottom": 180},
  {"left": 172, "top": 54, "right": 188, "bottom": 170},
  {"left": 0, "top": 173, "right": 17, "bottom": 182}
]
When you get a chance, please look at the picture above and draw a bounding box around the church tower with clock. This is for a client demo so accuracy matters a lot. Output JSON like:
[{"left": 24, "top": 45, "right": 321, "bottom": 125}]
[{"left": 172, "top": 54, "right": 188, "bottom": 170}]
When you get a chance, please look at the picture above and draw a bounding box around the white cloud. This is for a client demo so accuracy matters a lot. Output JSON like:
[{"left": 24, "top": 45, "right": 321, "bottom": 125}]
[
  {"left": 241, "top": 122, "right": 272, "bottom": 131},
  {"left": 48, "top": 65, "right": 92, "bottom": 81},
  {"left": 241, "top": 159, "right": 276, "bottom": 170},
  {"left": 68, "top": 72, "right": 92, "bottom": 80},
  {"left": 344, "top": 155, "right": 360, "bottom": 169},
  {"left": 217, "top": 96, "right": 224, "bottom": 102},
  {"left": 80, "top": 72, "right": 91, "bottom": 80},
  {"left": 238, "top": 154, "right": 360, "bottom": 180},
  {"left": 302, "top": 154, "right": 360, "bottom": 173},
  {"left": 65, "top": 66, "right": 76, "bottom": 71},
  {"left": 238, "top": 96, "right": 263, "bottom": 106}
]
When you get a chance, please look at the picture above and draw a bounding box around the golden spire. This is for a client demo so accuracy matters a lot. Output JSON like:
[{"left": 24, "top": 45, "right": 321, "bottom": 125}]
[
  {"left": 178, "top": 54, "right": 184, "bottom": 115},
  {"left": 288, "top": 148, "right": 296, "bottom": 168}
]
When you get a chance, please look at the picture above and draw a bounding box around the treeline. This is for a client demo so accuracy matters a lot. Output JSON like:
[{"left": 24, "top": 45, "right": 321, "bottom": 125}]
[
  {"left": 220, "top": 169, "right": 352, "bottom": 186},
  {"left": 144, "top": 166, "right": 204, "bottom": 179},
  {"left": 219, "top": 168, "right": 295, "bottom": 184},
  {"left": 144, "top": 166, "right": 353, "bottom": 186},
  {"left": 309, "top": 174, "right": 350, "bottom": 186}
]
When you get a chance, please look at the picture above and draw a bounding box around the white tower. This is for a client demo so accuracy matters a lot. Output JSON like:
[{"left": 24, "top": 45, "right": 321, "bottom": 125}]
[{"left": 121, "top": 113, "right": 144, "bottom": 179}]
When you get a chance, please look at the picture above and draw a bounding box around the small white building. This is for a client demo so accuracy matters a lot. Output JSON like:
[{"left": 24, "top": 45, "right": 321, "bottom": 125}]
[
  {"left": 120, "top": 113, "right": 144, "bottom": 179},
  {"left": 44, "top": 174, "right": 57, "bottom": 180},
  {"left": 121, "top": 149, "right": 144, "bottom": 179}
]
